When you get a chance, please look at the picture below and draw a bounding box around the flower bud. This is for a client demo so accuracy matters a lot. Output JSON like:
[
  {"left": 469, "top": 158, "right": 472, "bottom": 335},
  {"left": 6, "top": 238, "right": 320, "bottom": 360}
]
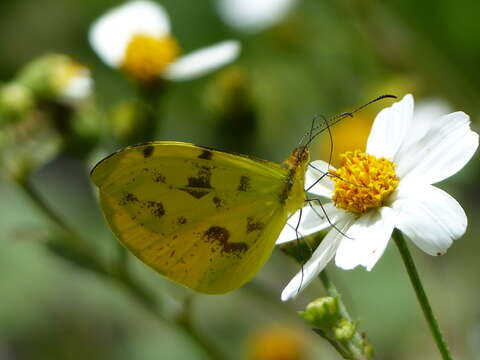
[
  {"left": 0, "top": 83, "right": 34, "bottom": 124},
  {"left": 16, "top": 54, "right": 92, "bottom": 104},
  {"left": 333, "top": 318, "right": 356, "bottom": 341},
  {"left": 299, "top": 296, "right": 340, "bottom": 328},
  {"left": 0, "top": 114, "right": 61, "bottom": 183}
]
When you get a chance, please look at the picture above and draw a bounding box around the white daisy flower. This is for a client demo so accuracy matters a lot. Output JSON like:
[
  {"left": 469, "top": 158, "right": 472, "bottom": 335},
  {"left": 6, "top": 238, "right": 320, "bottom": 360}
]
[
  {"left": 89, "top": 0, "right": 240, "bottom": 82},
  {"left": 216, "top": 0, "right": 298, "bottom": 33},
  {"left": 278, "top": 94, "right": 479, "bottom": 301}
]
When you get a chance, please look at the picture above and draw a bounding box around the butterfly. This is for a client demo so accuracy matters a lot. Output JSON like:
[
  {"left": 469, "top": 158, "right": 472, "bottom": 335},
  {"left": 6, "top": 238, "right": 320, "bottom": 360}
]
[
  {"left": 91, "top": 142, "right": 309, "bottom": 294},
  {"left": 91, "top": 95, "right": 395, "bottom": 295}
]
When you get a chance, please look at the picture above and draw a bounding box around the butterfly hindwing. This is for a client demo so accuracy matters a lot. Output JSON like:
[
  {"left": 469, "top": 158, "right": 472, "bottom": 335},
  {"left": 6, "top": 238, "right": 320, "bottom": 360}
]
[{"left": 92, "top": 141, "right": 292, "bottom": 293}]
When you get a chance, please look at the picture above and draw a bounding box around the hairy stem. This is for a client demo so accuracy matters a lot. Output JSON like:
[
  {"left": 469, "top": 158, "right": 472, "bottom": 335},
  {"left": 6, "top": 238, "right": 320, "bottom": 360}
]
[{"left": 319, "top": 270, "right": 370, "bottom": 360}]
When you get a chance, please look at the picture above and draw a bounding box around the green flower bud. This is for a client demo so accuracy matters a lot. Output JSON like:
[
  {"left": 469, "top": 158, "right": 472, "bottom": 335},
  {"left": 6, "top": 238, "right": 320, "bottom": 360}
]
[
  {"left": 0, "top": 83, "right": 34, "bottom": 124},
  {"left": 299, "top": 296, "right": 340, "bottom": 328},
  {"left": 0, "top": 114, "right": 61, "bottom": 183},
  {"left": 16, "top": 54, "right": 92, "bottom": 104},
  {"left": 333, "top": 318, "right": 356, "bottom": 341}
]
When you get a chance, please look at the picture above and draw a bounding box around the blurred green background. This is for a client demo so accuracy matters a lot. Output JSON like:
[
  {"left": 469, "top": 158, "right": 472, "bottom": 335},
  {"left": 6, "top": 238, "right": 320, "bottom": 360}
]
[{"left": 1, "top": 0, "right": 480, "bottom": 359}]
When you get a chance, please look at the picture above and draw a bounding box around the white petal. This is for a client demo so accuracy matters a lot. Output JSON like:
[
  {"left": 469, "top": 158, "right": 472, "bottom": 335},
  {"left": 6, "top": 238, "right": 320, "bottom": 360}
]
[
  {"left": 216, "top": 0, "right": 297, "bottom": 33},
  {"left": 395, "top": 111, "right": 479, "bottom": 184},
  {"left": 305, "top": 160, "right": 335, "bottom": 197},
  {"left": 163, "top": 41, "right": 240, "bottom": 81},
  {"left": 60, "top": 69, "right": 93, "bottom": 103},
  {"left": 89, "top": 0, "right": 171, "bottom": 67},
  {"left": 281, "top": 214, "right": 355, "bottom": 301},
  {"left": 391, "top": 183, "right": 467, "bottom": 256},
  {"left": 366, "top": 94, "right": 414, "bottom": 158},
  {"left": 276, "top": 203, "right": 344, "bottom": 244},
  {"left": 335, "top": 207, "right": 395, "bottom": 271},
  {"left": 397, "top": 99, "right": 452, "bottom": 153}
]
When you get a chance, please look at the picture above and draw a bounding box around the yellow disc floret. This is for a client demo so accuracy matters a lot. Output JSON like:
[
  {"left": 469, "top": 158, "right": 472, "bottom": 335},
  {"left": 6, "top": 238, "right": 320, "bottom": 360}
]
[
  {"left": 122, "top": 34, "right": 180, "bottom": 82},
  {"left": 330, "top": 150, "right": 399, "bottom": 214}
]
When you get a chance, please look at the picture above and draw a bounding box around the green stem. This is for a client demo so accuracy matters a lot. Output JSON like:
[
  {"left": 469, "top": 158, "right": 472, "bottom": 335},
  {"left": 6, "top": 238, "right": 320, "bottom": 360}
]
[
  {"left": 280, "top": 242, "right": 372, "bottom": 359},
  {"left": 393, "top": 230, "right": 453, "bottom": 360},
  {"left": 19, "top": 180, "right": 106, "bottom": 270},
  {"left": 137, "top": 80, "right": 167, "bottom": 140},
  {"left": 319, "top": 270, "right": 369, "bottom": 360},
  {"left": 313, "top": 328, "right": 352, "bottom": 359},
  {"left": 18, "top": 179, "right": 223, "bottom": 360}
]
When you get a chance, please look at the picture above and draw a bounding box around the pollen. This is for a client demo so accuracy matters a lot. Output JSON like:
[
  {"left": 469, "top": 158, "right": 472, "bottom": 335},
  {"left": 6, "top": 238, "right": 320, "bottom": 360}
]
[
  {"left": 122, "top": 34, "right": 180, "bottom": 82},
  {"left": 330, "top": 150, "right": 399, "bottom": 214}
]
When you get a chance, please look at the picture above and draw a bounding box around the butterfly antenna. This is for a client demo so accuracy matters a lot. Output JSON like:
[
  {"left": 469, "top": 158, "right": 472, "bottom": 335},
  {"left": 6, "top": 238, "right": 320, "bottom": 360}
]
[
  {"left": 304, "top": 94, "right": 397, "bottom": 147},
  {"left": 322, "top": 114, "right": 334, "bottom": 171},
  {"left": 307, "top": 163, "right": 367, "bottom": 192},
  {"left": 298, "top": 114, "right": 321, "bottom": 146}
]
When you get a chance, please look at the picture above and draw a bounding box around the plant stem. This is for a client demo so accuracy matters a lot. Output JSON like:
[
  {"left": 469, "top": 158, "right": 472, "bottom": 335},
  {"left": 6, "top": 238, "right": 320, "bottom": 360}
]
[
  {"left": 280, "top": 241, "right": 372, "bottom": 359},
  {"left": 393, "top": 230, "right": 454, "bottom": 360},
  {"left": 319, "top": 270, "right": 369, "bottom": 360},
  {"left": 313, "top": 328, "right": 353, "bottom": 359},
  {"left": 18, "top": 179, "right": 223, "bottom": 360},
  {"left": 19, "top": 179, "right": 106, "bottom": 269}
]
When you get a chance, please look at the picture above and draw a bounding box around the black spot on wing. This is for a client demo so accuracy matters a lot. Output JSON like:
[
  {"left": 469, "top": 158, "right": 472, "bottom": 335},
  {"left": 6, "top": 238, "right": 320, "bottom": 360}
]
[
  {"left": 152, "top": 170, "right": 166, "bottom": 183},
  {"left": 178, "top": 188, "right": 210, "bottom": 199},
  {"left": 177, "top": 216, "right": 187, "bottom": 224},
  {"left": 198, "top": 150, "right": 213, "bottom": 160},
  {"left": 203, "top": 226, "right": 248, "bottom": 256},
  {"left": 119, "top": 192, "right": 139, "bottom": 205},
  {"left": 142, "top": 146, "right": 155, "bottom": 158},
  {"left": 187, "top": 166, "right": 212, "bottom": 189},
  {"left": 144, "top": 201, "right": 165, "bottom": 218},
  {"left": 213, "top": 196, "right": 223, "bottom": 209},
  {"left": 246, "top": 217, "right": 265, "bottom": 233},
  {"left": 125, "top": 193, "right": 138, "bottom": 202},
  {"left": 237, "top": 176, "right": 251, "bottom": 192}
]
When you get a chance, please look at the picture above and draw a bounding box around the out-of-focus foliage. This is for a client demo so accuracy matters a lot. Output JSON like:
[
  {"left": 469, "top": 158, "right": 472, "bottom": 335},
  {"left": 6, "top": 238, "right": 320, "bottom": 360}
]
[{"left": 1, "top": 1, "right": 480, "bottom": 359}]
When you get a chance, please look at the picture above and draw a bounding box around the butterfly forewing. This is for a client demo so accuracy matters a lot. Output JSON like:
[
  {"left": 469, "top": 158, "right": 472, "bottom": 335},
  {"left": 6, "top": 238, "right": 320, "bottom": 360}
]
[{"left": 91, "top": 141, "right": 294, "bottom": 293}]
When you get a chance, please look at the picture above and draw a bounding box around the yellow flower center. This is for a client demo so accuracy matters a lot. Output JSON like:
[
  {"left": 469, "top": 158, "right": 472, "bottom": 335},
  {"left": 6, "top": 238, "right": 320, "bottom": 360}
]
[
  {"left": 330, "top": 150, "right": 399, "bottom": 214},
  {"left": 122, "top": 34, "right": 180, "bottom": 82}
]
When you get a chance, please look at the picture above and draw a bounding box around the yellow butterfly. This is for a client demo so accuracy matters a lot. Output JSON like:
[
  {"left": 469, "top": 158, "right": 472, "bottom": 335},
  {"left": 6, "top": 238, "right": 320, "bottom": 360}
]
[
  {"left": 91, "top": 141, "right": 309, "bottom": 294},
  {"left": 91, "top": 96, "right": 395, "bottom": 295}
]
